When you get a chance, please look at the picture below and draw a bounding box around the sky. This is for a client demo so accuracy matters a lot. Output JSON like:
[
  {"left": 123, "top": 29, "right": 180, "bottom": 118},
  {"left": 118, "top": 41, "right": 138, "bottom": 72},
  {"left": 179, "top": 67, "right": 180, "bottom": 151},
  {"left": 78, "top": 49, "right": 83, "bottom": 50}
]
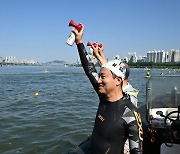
[{"left": 0, "top": 0, "right": 180, "bottom": 63}]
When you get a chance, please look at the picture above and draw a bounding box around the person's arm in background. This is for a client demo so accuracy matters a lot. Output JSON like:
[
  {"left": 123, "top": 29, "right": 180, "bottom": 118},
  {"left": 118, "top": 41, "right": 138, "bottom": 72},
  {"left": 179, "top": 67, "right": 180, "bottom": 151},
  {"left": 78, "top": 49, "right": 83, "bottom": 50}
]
[{"left": 92, "top": 43, "right": 108, "bottom": 66}]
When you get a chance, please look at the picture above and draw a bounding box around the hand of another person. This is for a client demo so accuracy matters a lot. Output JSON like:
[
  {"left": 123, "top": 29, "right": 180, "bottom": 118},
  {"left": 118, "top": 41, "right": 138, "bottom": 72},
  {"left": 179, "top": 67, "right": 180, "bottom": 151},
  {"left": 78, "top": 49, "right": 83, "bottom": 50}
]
[
  {"left": 98, "top": 44, "right": 104, "bottom": 56},
  {"left": 98, "top": 44, "right": 108, "bottom": 65},
  {"left": 91, "top": 43, "right": 99, "bottom": 57}
]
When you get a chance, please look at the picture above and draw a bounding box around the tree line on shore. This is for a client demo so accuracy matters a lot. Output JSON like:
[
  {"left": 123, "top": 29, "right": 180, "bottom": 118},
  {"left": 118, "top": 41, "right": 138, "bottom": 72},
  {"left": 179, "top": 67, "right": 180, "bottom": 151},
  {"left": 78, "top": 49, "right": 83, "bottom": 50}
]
[
  {"left": 1, "top": 61, "right": 180, "bottom": 69},
  {"left": 128, "top": 62, "right": 180, "bottom": 69}
]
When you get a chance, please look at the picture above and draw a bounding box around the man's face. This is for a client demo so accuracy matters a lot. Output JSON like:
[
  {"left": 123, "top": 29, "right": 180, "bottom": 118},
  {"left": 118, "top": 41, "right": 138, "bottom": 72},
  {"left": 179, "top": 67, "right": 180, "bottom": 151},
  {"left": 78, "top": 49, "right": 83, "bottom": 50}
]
[{"left": 98, "top": 67, "right": 120, "bottom": 95}]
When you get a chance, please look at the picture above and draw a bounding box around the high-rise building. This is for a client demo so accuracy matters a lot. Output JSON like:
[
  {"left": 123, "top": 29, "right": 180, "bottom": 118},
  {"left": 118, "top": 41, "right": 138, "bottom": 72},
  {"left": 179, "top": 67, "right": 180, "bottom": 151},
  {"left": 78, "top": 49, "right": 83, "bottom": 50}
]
[
  {"left": 172, "top": 49, "right": 180, "bottom": 62},
  {"left": 5, "top": 56, "right": 17, "bottom": 63},
  {"left": 147, "top": 51, "right": 154, "bottom": 62},
  {"left": 127, "top": 52, "right": 137, "bottom": 63},
  {"left": 147, "top": 51, "right": 151, "bottom": 62},
  {"left": 147, "top": 50, "right": 167, "bottom": 63},
  {"left": 156, "top": 50, "right": 166, "bottom": 63},
  {"left": 137, "top": 56, "right": 147, "bottom": 62},
  {"left": 166, "top": 50, "right": 173, "bottom": 62},
  {"left": 152, "top": 51, "right": 157, "bottom": 63},
  {"left": 0, "top": 57, "right": 2, "bottom": 64}
]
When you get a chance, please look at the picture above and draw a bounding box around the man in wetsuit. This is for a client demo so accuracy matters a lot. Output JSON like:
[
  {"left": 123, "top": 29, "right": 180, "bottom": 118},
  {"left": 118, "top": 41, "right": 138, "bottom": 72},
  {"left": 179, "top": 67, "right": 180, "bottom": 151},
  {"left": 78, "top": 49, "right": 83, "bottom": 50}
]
[
  {"left": 70, "top": 24, "right": 143, "bottom": 154},
  {"left": 92, "top": 44, "right": 139, "bottom": 154},
  {"left": 92, "top": 44, "right": 139, "bottom": 107}
]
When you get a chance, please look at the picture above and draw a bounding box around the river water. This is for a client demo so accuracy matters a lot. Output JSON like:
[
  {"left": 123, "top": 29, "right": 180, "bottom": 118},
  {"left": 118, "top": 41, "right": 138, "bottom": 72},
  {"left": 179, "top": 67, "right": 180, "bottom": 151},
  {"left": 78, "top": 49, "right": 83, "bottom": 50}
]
[{"left": 0, "top": 66, "right": 179, "bottom": 153}]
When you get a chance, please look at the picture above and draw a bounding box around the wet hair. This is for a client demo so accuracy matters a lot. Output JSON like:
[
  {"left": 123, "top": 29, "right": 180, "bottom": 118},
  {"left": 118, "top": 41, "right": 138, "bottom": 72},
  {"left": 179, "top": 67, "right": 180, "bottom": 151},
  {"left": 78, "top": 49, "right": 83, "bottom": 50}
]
[{"left": 123, "top": 63, "right": 130, "bottom": 80}]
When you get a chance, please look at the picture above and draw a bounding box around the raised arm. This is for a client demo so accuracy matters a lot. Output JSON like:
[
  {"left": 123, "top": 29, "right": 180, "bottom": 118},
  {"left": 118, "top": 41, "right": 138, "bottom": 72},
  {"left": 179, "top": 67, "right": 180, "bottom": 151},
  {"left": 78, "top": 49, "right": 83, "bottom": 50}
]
[
  {"left": 72, "top": 25, "right": 99, "bottom": 93},
  {"left": 92, "top": 43, "right": 108, "bottom": 66}
]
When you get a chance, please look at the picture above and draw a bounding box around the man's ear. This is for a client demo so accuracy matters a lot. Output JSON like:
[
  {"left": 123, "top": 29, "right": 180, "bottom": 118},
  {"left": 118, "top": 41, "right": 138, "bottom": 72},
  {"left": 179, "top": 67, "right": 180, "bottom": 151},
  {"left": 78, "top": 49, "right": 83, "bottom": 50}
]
[{"left": 116, "top": 76, "right": 122, "bottom": 86}]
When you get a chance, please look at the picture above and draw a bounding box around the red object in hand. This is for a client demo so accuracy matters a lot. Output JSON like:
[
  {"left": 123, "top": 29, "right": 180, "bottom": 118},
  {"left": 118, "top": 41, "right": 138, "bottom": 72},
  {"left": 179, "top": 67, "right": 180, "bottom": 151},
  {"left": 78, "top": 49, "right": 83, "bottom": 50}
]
[
  {"left": 69, "top": 20, "right": 82, "bottom": 32},
  {"left": 98, "top": 43, "right": 103, "bottom": 48},
  {"left": 87, "top": 41, "right": 103, "bottom": 48}
]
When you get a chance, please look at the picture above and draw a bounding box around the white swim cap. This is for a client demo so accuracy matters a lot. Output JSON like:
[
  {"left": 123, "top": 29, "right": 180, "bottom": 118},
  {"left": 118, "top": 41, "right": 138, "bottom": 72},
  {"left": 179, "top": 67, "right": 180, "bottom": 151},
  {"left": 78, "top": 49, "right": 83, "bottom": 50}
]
[{"left": 102, "top": 60, "right": 128, "bottom": 80}]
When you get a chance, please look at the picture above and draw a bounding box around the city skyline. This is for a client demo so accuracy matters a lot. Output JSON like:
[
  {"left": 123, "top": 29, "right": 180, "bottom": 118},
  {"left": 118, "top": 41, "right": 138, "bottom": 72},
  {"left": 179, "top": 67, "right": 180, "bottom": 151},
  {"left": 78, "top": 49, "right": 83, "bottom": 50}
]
[
  {"left": 1, "top": 48, "right": 180, "bottom": 64},
  {"left": 127, "top": 49, "right": 180, "bottom": 63},
  {"left": 1, "top": 0, "right": 180, "bottom": 63}
]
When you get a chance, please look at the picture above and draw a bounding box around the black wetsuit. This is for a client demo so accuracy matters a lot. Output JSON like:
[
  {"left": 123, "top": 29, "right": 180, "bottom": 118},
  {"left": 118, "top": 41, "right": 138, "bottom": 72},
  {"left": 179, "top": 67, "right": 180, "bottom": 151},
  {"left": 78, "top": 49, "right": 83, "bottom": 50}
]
[{"left": 76, "top": 43, "right": 143, "bottom": 154}]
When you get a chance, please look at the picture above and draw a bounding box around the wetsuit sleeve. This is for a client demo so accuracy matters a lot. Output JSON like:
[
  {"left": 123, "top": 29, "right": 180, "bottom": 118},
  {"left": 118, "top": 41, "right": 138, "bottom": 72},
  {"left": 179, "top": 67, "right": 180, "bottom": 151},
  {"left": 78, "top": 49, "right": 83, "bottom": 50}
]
[
  {"left": 122, "top": 107, "right": 143, "bottom": 154},
  {"left": 76, "top": 43, "right": 99, "bottom": 93}
]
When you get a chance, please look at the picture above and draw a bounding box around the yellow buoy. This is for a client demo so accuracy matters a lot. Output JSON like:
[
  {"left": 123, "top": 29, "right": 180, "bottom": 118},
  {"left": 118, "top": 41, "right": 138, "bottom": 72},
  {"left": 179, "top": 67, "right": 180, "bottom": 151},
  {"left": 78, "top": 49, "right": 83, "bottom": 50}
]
[{"left": 35, "top": 92, "right": 39, "bottom": 96}]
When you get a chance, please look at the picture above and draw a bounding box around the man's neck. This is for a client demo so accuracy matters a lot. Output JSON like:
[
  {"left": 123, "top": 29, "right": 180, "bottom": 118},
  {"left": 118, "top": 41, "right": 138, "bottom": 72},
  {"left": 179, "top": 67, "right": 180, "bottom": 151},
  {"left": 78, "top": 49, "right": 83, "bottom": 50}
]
[
  {"left": 122, "top": 80, "right": 128, "bottom": 89},
  {"left": 106, "top": 90, "right": 124, "bottom": 102}
]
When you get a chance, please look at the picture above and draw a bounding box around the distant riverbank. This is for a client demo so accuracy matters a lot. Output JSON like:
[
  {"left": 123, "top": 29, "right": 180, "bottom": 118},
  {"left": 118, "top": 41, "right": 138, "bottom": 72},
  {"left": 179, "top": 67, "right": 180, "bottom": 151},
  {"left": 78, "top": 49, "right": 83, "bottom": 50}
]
[
  {"left": 128, "top": 62, "right": 180, "bottom": 69},
  {"left": 1, "top": 62, "right": 180, "bottom": 69}
]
